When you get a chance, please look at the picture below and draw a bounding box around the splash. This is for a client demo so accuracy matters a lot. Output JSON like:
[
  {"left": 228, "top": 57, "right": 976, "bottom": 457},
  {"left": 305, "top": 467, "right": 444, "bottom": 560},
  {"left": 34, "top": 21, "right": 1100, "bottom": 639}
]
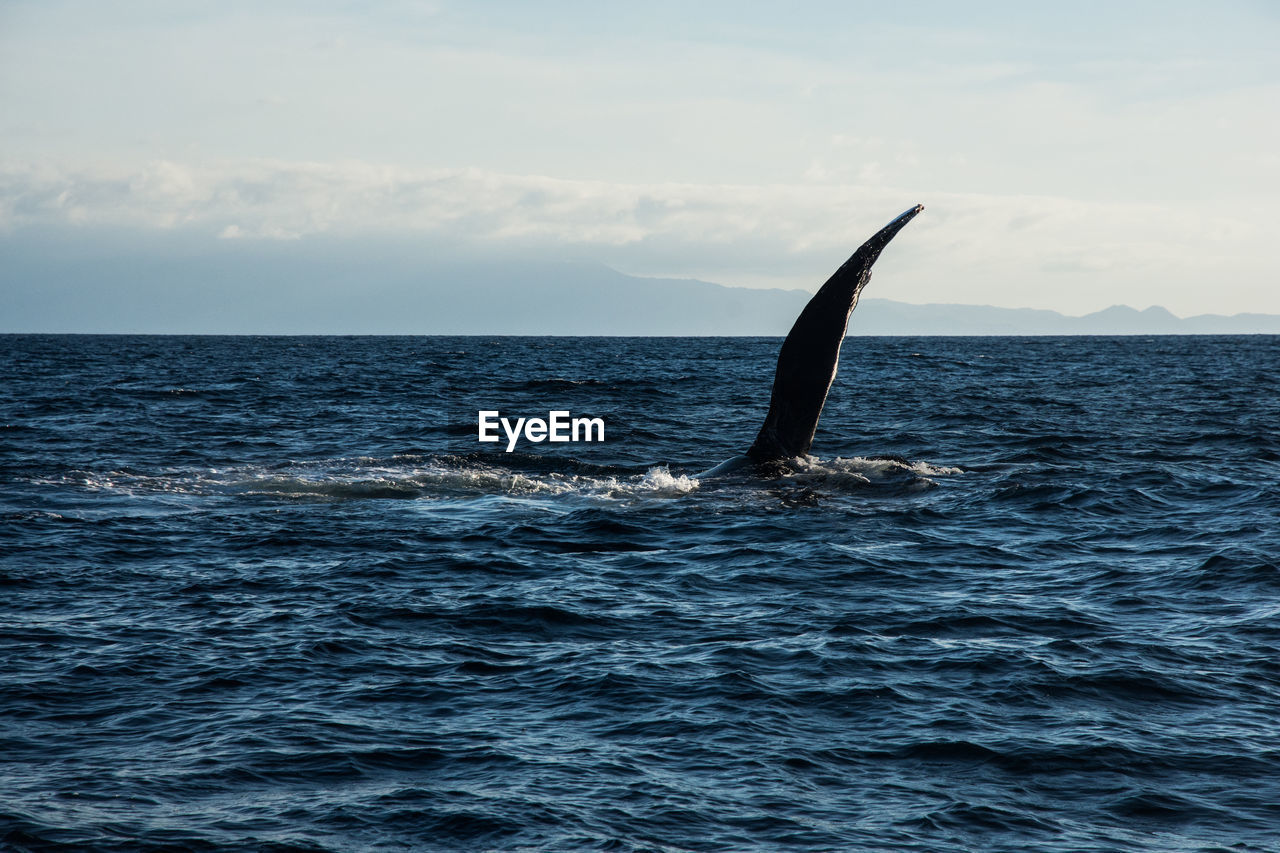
[{"left": 636, "top": 466, "right": 700, "bottom": 495}]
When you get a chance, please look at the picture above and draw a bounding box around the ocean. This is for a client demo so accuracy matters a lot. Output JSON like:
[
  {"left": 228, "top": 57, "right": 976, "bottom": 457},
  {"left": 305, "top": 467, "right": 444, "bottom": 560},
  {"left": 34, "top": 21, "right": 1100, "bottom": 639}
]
[{"left": 3, "top": 333, "right": 1279, "bottom": 852}]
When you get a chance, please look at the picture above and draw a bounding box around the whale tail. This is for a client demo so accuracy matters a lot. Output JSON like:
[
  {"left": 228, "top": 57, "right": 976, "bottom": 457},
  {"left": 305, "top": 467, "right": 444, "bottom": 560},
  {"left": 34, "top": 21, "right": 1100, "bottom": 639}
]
[{"left": 747, "top": 204, "right": 923, "bottom": 462}]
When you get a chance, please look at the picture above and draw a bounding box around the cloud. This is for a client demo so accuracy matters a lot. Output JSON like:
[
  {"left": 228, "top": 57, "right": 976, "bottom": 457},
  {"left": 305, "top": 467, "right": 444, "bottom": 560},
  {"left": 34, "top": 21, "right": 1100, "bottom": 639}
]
[{"left": 0, "top": 158, "right": 1274, "bottom": 316}]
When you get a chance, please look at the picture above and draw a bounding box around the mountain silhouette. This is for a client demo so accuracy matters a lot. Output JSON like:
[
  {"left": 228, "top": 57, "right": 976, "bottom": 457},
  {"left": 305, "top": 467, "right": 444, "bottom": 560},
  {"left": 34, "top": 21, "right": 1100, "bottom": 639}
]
[{"left": 3, "top": 230, "right": 1277, "bottom": 335}]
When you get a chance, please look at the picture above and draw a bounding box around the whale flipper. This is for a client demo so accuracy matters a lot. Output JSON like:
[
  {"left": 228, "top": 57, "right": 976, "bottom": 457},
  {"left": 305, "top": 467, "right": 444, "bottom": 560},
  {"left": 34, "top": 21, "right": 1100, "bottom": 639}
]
[{"left": 747, "top": 204, "right": 923, "bottom": 463}]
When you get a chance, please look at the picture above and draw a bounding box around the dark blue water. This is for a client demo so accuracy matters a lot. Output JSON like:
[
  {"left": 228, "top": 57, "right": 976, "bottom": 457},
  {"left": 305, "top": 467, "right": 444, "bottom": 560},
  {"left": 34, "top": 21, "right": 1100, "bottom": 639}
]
[{"left": 3, "top": 334, "right": 1279, "bottom": 852}]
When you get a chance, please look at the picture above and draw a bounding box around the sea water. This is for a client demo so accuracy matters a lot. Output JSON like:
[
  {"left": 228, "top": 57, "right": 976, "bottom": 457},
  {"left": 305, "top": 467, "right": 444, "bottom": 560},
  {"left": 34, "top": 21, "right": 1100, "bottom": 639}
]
[{"left": 3, "top": 334, "right": 1279, "bottom": 851}]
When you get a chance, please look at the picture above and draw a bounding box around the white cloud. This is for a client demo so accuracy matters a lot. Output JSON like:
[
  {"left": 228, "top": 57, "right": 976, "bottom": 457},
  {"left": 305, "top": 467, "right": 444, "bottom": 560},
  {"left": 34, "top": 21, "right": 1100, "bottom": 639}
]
[{"left": 3, "top": 158, "right": 1275, "bottom": 317}]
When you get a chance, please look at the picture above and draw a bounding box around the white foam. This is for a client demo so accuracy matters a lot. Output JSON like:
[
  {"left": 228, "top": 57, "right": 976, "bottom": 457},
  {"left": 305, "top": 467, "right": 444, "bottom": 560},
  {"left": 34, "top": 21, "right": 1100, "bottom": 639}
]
[
  {"left": 776, "top": 455, "right": 961, "bottom": 491},
  {"left": 33, "top": 456, "right": 702, "bottom": 503},
  {"left": 32, "top": 453, "right": 954, "bottom": 503},
  {"left": 636, "top": 466, "right": 701, "bottom": 495},
  {"left": 907, "top": 460, "right": 964, "bottom": 477}
]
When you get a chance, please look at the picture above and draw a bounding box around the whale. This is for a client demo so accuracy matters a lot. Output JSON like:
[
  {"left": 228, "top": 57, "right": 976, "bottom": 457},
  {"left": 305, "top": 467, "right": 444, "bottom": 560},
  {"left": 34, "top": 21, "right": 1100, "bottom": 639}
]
[{"left": 698, "top": 204, "right": 924, "bottom": 478}]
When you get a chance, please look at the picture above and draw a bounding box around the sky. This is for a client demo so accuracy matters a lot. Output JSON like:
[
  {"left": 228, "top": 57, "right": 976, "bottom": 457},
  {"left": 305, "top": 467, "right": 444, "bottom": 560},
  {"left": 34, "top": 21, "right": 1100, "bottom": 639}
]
[{"left": 2, "top": 0, "right": 1278, "bottom": 323}]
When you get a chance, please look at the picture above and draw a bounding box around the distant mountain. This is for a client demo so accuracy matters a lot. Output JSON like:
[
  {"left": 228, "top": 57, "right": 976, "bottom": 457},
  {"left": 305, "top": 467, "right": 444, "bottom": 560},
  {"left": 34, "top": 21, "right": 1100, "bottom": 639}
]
[
  {"left": 852, "top": 300, "right": 1280, "bottom": 335},
  {"left": 3, "top": 229, "right": 1278, "bottom": 335}
]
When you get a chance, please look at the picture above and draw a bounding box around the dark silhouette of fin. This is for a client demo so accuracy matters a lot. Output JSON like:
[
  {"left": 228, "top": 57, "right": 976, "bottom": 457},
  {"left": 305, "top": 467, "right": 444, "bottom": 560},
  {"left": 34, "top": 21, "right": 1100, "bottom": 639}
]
[{"left": 747, "top": 204, "right": 923, "bottom": 462}]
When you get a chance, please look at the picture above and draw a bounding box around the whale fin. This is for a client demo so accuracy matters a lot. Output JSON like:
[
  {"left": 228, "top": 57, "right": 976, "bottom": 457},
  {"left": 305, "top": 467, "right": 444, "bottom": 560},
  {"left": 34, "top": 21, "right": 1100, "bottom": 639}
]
[{"left": 747, "top": 204, "right": 923, "bottom": 462}]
